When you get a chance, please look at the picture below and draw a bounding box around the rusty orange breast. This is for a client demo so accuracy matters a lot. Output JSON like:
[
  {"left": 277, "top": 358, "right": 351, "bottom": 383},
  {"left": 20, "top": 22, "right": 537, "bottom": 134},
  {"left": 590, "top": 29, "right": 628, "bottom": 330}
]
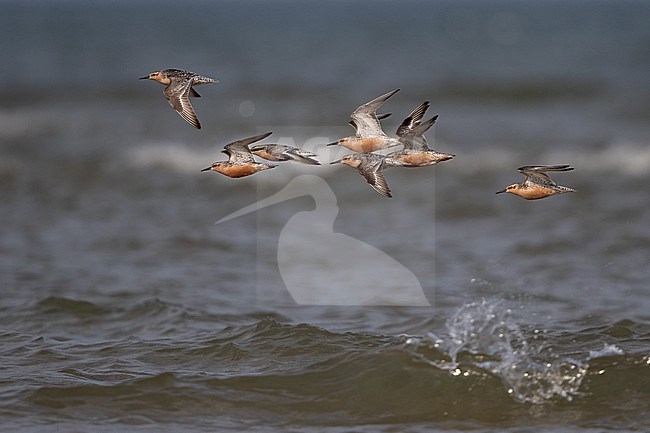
[
  {"left": 216, "top": 164, "right": 260, "bottom": 178},
  {"left": 398, "top": 153, "right": 435, "bottom": 166},
  {"left": 342, "top": 136, "right": 384, "bottom": 153},
  {"left": 513, "top": 186, "right": 557, "bottom": 200}
]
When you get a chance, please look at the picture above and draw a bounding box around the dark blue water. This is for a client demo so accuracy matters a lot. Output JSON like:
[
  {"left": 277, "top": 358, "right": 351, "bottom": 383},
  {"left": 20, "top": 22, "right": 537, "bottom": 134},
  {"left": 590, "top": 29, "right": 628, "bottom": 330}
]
[{"left": 1, "top": 1, "right": 649, "bottom": 431}]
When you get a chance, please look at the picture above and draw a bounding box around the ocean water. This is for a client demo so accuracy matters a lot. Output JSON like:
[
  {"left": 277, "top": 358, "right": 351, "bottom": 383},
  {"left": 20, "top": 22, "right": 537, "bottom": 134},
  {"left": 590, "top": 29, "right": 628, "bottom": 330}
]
[{"left": 1, "top": 0, "right": 649, "bottom": 431}]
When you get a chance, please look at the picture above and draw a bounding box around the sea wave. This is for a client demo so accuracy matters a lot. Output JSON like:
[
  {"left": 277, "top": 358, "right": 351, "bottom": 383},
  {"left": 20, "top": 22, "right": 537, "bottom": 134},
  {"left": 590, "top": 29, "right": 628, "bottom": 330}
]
[
  {"left": 3, "top": 298, "right": 648, "bottom": 429},
  {"left": 407, "top": 299, "right": 588, "bottom": 404}
]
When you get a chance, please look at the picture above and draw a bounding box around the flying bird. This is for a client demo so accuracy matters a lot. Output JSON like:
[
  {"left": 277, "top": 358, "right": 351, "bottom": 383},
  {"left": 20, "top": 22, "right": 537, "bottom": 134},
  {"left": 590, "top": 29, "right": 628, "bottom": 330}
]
[
  {"left": 327, "top": 89, "right": 402, "bottom": 153},
  {"left": 140, "top": 68, "right": 218, "bottom": 129},
  {"left": 250, "top": 144, "right": 321, "bottom": 165},
  {"left": 496, "top": 165, "right": 576, "bottom": 200},
  {"left": 201, "top": 132, "right": 277, "bottom": 178},
  {"left": 386, "top": 106, "right": 455, "bottom": 167},
  {"left": 330, "top": 153, "right": 404, "bottom": 198}
]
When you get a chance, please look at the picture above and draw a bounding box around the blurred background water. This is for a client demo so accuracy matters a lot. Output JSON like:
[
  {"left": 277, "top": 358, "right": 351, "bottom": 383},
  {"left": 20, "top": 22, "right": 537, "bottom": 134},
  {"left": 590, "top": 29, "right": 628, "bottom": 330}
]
[{"left": 1, "top": 1, "right": 649, "bottom": 432}]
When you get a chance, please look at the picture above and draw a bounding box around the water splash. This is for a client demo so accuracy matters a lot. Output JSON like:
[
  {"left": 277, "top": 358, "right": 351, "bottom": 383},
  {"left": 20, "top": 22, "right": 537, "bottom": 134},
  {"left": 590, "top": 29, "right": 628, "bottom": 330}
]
[{"left": 412, "top": 299, "right": 588, "bottom": 404}]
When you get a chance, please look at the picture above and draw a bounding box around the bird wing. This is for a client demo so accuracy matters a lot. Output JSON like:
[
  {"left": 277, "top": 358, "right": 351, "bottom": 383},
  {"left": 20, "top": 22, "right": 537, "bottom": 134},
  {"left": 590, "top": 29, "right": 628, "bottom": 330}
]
[
  {"left": 223, "top": 132, "right": 273, "bottom": 164},
  {"left": 357, "top": 155, "right": 392, "bottom": 198},
  {"left": 518, "top": 165, "right": 574, "bottom": 173},
  {"left": 164, "top": 78, "right": 201, "bottom": 129},
  {"left": 396, "top": 101, "right": 430, "bottom": 137},
  {"left": 399, "top": 115, "right": 438, "bottom": 151},
  {"left": 350, "top": 89, "right": 400, "bottom": 138},
  {"left": 518, "top": 165, "right": 574, "bottom": 185},
  {"left": 351, "top": 113, "right": 392, "bottom": 129}
]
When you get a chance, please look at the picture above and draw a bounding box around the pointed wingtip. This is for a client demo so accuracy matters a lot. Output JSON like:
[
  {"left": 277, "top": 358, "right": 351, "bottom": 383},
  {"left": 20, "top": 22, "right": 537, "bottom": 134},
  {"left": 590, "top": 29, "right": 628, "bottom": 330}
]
[
  {"left": 384, "top": 88, "right": 400, "bottom": 99},
  {"left": 251, "top": 131, "right": 273, "bottom": 144},
  {"left": 373, "top": 186, "right": 392, "bottom": 198},
  {"left": 179, "top": 111, "right": 201, "bottom": 129}
]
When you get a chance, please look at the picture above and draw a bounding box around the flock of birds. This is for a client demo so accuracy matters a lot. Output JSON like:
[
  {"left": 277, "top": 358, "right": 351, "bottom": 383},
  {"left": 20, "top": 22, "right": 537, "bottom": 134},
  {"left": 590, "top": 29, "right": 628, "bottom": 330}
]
[{"left": 141, "top": 68, "right": 576, "bottom": 200}]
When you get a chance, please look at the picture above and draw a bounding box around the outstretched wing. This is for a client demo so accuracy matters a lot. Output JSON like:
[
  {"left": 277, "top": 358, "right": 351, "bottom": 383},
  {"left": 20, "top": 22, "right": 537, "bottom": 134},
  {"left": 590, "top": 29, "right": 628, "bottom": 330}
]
[
  {"left": 357, "top": 155, "right": 392, "bottom": 198},
  {"left": 350, "top": 89, "right": 400, "bottom": 138},
  {"left": 164, "top": 78, "right": 201, "bottom": 129},
  {"left": 350, "top": 112, "right": 391, "bottom": 130},
  {"left": 399, "top": 115, "right": 438, "bottom": 151},
  {"left": 518, "top": 165, "right": 574, "bottom": 185},
  {"left": 396, "top": 101, "right": 430, "bottom": 137}
]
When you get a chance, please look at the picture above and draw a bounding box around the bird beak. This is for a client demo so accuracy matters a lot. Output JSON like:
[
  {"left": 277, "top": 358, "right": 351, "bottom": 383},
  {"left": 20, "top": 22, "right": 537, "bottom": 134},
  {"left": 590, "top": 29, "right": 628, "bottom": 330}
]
[
  {"left": 326, "top": 142, "right": 338, "bottom": 146},
  {"left": 495, "top": 189, "right": 506, "bottom": 194},
  {"left": 139, "top": 76, "right": 149, "bottom": 80},
  {"left": 201, "top": 167, "right": 211, "bottom": 172}
]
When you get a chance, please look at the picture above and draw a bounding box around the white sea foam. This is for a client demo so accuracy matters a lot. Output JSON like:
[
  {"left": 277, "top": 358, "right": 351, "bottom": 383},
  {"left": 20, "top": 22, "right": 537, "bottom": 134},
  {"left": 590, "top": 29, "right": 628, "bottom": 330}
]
[
  {"left": 546, "top": 142, "right": 650, "bottom": 176},
  {"left": 124, "top": 142, "right": 215, "bottom": 173},
  {"left": 588, "top": 343, "right": 625, "bottom": 360},
  {"left": 439, "top": 140, "right": 650, "bottom": 176}
]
